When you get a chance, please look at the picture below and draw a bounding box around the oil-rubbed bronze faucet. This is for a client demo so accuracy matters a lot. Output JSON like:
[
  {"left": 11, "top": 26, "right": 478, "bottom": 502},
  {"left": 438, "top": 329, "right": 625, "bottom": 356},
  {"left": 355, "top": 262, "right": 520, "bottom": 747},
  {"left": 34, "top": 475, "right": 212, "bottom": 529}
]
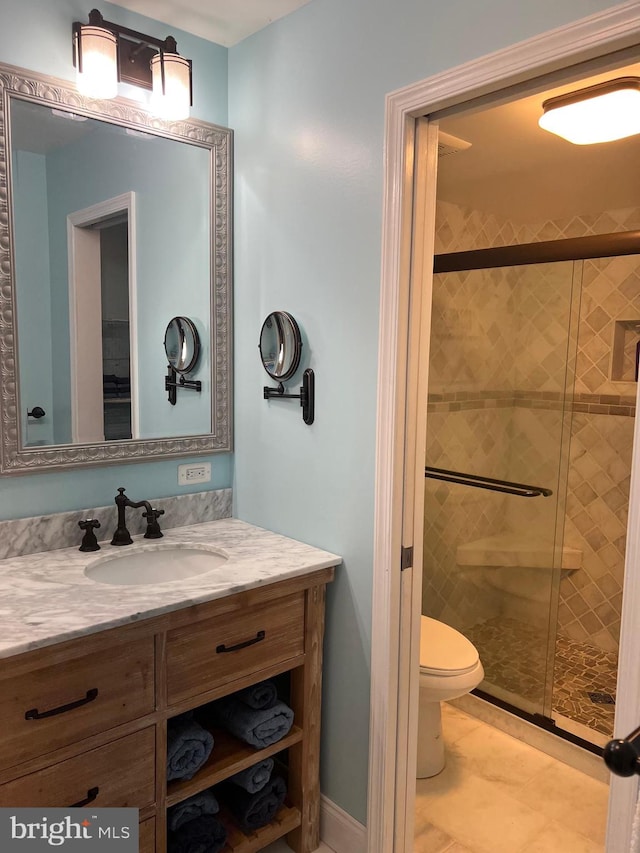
[{"left": 111, "top": 487, "right": 165, "bottom": 545}]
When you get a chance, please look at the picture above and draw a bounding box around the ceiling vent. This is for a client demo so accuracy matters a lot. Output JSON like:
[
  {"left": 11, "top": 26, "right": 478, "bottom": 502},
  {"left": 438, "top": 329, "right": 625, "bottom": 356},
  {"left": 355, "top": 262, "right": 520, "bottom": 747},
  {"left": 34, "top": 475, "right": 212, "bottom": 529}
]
[{"left": 438, "top": 130, "right": 472, "bottom": 158}]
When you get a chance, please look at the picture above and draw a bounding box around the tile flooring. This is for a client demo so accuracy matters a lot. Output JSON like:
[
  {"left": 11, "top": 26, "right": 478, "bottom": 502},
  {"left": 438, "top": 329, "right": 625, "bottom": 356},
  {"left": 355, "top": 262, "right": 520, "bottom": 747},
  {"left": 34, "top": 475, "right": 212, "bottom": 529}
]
[
  {"left": 415, "top": 703, "right": 609, "bottom": 853},
  {"left": 465, "top": 617, "right": 617, "bottom": 736}
]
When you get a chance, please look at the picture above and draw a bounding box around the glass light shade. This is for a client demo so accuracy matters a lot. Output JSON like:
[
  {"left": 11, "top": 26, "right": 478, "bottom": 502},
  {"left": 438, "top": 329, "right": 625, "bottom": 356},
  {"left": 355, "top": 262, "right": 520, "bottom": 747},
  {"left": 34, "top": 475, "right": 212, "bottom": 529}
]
[
  {"left": 75, "top": 26, "right": 118, "bottom": 99},
  {"left": 150, "top": 53, "right": 191, "bottom": 121},
  {"left": 538, "top": 79, "right": 640, "bottom": 144}
]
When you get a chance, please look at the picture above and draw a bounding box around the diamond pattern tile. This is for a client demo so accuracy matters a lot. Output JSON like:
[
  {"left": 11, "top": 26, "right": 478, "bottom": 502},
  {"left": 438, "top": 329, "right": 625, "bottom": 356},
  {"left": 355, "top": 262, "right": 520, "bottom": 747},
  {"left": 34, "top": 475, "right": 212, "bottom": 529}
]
[{"left": 427, "top": 201, "right": 640, "bottom": 741}]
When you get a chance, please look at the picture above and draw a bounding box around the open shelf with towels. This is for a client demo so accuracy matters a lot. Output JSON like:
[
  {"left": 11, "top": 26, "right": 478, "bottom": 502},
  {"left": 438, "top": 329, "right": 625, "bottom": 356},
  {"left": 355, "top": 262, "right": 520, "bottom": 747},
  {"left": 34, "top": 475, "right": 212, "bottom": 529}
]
[
  {"left": 157, "top": 574, "right": 333, "bottom": 853},
  {"left": 166, "top": 724, "right": 303, "bottom": 807},
  {"left": 165, "top": 664, "right": 302, "bottom": 853}
]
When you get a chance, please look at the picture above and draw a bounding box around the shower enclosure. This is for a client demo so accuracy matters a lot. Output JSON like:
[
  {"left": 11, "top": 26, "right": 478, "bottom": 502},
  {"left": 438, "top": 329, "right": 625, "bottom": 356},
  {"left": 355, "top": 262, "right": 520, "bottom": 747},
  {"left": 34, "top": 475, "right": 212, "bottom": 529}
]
[{"left": 423, "top": 232, "right": 640, "bottom": 743}]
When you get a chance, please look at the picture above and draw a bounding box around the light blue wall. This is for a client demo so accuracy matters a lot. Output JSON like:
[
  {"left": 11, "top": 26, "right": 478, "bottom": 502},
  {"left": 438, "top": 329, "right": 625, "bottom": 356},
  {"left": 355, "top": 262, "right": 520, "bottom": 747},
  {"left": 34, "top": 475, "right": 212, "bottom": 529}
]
[
  {"left": 228, "top": 0, "right": 625, "bottom": 823},
  {"left": 0, "top": 0, "right": 230, "bottom": 517}
]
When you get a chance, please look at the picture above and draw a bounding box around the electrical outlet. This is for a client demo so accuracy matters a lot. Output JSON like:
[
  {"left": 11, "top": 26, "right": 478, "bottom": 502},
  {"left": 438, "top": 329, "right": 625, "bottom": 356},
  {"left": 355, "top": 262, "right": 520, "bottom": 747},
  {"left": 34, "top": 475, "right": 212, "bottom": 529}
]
[{"left": 178, "top": 462, "right": 211, "bottom": 485}]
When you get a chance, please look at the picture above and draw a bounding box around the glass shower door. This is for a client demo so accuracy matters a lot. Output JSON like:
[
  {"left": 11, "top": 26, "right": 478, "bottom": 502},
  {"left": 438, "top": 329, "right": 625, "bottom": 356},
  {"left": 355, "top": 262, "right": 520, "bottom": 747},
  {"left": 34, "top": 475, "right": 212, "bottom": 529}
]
[{"left": 423, "top": 256, "right": 581, "bottom": 719}]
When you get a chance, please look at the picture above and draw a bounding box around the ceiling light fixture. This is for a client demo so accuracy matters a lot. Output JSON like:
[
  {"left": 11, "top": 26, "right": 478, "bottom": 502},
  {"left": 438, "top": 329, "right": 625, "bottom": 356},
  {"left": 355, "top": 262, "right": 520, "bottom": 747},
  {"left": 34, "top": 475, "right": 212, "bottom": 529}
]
[
  {"left": 73, "top": 8, "right": 192, "bottom": 121},
  {"left": 538, "top": 77, "right": 640, "bottom": 144}
]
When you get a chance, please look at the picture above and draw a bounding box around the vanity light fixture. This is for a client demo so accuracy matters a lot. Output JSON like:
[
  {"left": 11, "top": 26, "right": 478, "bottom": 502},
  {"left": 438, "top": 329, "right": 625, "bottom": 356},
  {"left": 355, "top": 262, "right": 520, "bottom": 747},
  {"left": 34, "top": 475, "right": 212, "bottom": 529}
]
[
  {"left": 538, "top": 77, "right": 640, "bottom": 144},
  {"left": 73, "top": 15, "right": 117, "bottom": 99},
  {"left": 73, "top": 8, "right": 192, "bottom": 120}
]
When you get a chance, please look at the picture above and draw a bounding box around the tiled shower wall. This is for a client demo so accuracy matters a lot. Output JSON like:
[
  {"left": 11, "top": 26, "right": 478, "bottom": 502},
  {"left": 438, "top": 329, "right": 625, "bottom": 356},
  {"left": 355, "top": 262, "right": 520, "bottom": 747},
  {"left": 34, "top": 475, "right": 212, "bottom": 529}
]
[{"left": 424, "top": 201, "right": 640, "bottom": 654}]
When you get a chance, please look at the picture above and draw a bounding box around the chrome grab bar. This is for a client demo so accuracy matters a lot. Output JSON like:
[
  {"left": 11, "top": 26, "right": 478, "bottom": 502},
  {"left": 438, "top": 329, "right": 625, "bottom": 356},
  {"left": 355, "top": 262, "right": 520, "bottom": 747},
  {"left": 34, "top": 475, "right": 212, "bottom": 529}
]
[{"left": 424, "top": 466, "right": 553, "bottom": 498}]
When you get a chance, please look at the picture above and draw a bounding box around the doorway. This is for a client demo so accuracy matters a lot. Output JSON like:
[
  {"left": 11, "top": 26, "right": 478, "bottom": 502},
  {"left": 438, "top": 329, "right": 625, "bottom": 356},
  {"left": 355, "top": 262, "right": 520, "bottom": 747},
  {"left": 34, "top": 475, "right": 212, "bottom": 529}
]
[
  {"left": 368, "top": 6, "right": 640, "bottom": 853},
  {"left": 426, "top": 56, "right": 640, "bottom": 754},
  {"left": 67, "top": 192, "right": 138, "bottom": 444}
]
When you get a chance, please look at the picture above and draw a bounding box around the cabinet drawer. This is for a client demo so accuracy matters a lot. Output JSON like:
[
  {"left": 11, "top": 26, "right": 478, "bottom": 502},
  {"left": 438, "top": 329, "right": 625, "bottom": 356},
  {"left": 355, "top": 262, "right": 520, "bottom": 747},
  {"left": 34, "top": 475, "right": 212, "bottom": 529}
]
[
  {"left": 0, "top": 636, "right": 155, "bottom": 770},
  {"left": 0, "top": 727, "right": 155, "bottom": 808},
  {"left": 167, "top": 593, "right": 305, "bottom": 704}
]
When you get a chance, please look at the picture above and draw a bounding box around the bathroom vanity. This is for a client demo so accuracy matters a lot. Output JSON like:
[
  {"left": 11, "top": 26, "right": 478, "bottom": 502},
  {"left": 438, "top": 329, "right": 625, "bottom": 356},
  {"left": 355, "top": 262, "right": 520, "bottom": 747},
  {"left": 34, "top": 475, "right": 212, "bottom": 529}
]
[{"left": 0, "top": 519, "right": 339, "bottom": 853}]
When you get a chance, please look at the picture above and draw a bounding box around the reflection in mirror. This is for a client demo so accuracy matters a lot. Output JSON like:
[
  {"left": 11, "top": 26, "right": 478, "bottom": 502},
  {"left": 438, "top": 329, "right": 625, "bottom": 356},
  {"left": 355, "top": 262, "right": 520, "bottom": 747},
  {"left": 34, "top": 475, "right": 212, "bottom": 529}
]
[
  {"left": 259, "top": 312, "right": 302, "bottom": 381},
  {"left": 0, "top": 63, "right": 232, "bottom": 473},
  {"left": 12, "top": 99, "right": 210, "bottom": 445},
  {"left": 101, "top": 221, "right": 131, "bottom": 441},
  {"left": 164, "top": 317, "right": 200, "bottom": 374}
]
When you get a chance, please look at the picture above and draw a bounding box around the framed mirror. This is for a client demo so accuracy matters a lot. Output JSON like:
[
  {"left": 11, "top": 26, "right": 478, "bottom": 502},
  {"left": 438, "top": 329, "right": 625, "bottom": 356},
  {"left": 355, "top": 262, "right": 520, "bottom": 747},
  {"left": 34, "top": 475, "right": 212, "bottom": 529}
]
[
  {"left": 0, "top": 62, "right": 232, "bottom": 474},
  {"left": 259, "top": 312, "right": 302, "bottom": 382}
]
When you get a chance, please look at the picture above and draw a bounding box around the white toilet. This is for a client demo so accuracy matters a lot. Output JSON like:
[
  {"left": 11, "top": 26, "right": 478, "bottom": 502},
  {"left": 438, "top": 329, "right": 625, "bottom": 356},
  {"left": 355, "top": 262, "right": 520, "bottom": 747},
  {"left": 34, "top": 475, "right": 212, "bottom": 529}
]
[{"left": 417, "top": 616, "right": 484, "bottom": 778}]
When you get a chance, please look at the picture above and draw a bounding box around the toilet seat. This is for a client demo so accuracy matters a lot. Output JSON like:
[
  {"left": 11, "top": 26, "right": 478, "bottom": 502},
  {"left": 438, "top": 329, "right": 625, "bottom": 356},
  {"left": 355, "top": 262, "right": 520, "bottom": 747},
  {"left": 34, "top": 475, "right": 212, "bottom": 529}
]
[{"left": 419, "top": 616, "right": 479, "bottom": 676}]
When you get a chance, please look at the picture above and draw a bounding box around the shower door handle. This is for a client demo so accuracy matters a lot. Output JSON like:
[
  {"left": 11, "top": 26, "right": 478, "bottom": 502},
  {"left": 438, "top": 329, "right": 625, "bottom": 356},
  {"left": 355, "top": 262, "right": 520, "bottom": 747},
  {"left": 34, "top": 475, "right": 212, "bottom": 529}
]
[
  {"left": 603, "top": 725, "right": 640, "bottom": 776},
  {"left": 424, "top": 466, "right": 553, "bottom": 498}
]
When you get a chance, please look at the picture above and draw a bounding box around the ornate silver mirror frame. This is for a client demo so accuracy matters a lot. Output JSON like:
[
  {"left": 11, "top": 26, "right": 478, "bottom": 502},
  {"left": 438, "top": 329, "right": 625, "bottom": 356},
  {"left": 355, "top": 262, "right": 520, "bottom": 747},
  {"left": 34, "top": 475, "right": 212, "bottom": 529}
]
[{"left": 0, "top": 62, "right": 232, "bottom": 474}]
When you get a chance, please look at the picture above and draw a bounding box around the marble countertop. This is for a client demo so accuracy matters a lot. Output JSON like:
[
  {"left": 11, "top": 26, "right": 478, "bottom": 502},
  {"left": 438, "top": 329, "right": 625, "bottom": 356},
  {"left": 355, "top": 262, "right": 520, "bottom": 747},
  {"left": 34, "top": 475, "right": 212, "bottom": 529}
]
[{"left": 0, "top": 518, "right": 341, "bottom": 659}]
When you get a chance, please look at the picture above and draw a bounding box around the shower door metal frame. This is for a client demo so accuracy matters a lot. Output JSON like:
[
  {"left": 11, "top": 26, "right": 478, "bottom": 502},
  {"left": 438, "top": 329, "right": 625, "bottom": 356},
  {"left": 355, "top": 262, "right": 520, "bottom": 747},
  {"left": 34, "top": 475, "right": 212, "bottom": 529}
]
[
  {"left": 434, "top": 230, "right": 640, "bottom": 273},
  {"left": 431, "top": 233, "right": 640, "bottom": 724}
]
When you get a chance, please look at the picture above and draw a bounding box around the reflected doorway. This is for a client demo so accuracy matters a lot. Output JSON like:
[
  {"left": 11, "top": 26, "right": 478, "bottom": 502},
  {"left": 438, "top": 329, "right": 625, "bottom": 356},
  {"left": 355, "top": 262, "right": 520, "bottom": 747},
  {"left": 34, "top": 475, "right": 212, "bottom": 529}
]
[{"left": 67, "top": 192, "right": 137, "bottom": 444}]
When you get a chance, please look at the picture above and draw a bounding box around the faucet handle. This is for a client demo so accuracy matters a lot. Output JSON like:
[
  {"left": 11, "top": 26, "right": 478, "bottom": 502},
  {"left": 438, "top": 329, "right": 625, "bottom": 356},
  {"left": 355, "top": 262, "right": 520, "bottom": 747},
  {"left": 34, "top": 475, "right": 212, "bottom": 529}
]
[
  {"left": 143, "top": 507, "right": 164, "bottom": 539},
  {"left": 78, "top": 519, "right": 101, "bottom": 552}
]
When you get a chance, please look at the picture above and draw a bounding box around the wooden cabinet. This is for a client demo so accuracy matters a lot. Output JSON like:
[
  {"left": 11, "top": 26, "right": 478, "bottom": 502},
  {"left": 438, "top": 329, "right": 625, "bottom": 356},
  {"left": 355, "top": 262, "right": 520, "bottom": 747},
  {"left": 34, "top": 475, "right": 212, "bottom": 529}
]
[
  {"left": 140, "top": 818, "right": 156, "bottom": 853},
  {"left": 166, "top": 592, "right": 305, "bottom": 705},
  {"left": 0, "top": 728, "right": 156, "bottom": 809},
  {"left": 0, "top": 566, "right": 335, "bottom": 853},
  {"left": 0, "top": 635, "right": 155, "bottom": 770}
]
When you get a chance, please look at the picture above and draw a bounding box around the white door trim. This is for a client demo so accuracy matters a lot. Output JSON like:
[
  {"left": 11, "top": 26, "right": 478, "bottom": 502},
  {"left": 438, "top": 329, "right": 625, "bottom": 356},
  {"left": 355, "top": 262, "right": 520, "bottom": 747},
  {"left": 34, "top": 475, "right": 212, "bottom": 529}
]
[
  {"left": 369, "top": 3, "right": 640, "bottom": 851},
  {"left": 67, "top": 222, "right": 103, "bottom": 443},
  {"left": 610, "top": 381, "right": 640, "bottom": 849},
  {"left": 67, "top": 191, "right": 138, "bottom": 442}
]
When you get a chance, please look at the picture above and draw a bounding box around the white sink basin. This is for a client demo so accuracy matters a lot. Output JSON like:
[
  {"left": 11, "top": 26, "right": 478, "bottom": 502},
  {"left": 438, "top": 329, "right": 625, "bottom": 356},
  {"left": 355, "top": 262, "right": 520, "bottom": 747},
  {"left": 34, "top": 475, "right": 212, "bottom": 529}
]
[{"left": 84, "top": 545, "right": 228, "bottom": 586}]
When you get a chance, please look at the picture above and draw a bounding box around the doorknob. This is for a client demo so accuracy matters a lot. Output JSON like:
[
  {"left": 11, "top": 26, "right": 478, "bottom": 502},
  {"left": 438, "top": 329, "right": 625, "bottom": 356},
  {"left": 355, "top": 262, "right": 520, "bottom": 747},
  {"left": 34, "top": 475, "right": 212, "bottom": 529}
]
[{"left": 604, "top": 725, "right": 640, "bottom": 777}]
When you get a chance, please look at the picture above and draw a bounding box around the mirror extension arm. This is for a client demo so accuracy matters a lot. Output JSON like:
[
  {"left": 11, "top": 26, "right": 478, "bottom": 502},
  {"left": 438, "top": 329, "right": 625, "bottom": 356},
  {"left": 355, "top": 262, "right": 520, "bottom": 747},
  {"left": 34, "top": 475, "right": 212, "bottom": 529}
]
[
  {"left": 264, "top": 368, "right": 315, "bottom": 425},
  {"left": 165, "top": 366, "right": 202, "bottom": 406}
]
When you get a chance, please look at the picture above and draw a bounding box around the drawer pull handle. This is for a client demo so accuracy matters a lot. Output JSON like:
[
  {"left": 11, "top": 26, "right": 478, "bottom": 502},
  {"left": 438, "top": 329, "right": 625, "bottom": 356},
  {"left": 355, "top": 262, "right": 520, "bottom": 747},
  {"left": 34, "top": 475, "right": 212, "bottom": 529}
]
[
  {"left": 25, "top": 688, "right": 99, "bottom": 720},
  {"left": 216, "top": 630, "right": 266, "bottom": 653},
  {"left": 70, "top": 787, "right": 99, "bottom": 808}
]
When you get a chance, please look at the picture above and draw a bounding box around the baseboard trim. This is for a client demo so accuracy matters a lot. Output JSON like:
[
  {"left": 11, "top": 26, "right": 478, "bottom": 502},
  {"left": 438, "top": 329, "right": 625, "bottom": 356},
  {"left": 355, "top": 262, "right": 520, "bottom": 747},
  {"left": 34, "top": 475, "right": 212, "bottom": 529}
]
[{"left": 320, "top": 795, "right": 367, "bottom": 853}]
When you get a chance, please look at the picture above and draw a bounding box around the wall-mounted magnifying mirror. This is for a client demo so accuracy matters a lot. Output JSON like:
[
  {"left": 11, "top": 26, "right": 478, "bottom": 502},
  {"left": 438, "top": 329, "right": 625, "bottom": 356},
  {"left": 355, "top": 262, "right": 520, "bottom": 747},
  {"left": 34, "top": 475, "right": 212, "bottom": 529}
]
[
  {"left": 164, "top": 316, "right": 202, "bottom": 405},
  {"left": 260, "top": 311, "right": 314, "bottom": 425},
  {"left": 165, "top": 316, "right": 201, "bottom": 374},
  {"left": 259, "top": 311, "right": 302, "bottom": 381}
]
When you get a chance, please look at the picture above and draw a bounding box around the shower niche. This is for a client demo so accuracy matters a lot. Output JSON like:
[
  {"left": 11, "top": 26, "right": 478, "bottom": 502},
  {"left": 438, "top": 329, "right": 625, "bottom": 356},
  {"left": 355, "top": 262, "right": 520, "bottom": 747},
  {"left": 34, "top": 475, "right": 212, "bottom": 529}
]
[{"left": 611, "top": 319, "right": 640, "bottom": 382}]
